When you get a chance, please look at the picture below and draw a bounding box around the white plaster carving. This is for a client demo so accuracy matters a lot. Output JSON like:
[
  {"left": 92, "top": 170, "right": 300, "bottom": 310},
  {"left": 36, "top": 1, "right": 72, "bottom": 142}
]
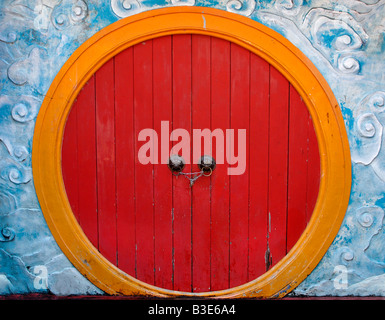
[
  {"left": 171, "top": 0, "right": 195, "bottom": 6},
  {"left": 275, "top": 0, "right": 303, "bottom": 16},
  {"left": 351, "top": 92, "right": 385, "bottom": 183},
  {"left": 226, "top": 0, "right": 256, "bottom": 16},
  {"left": 110, "top": 0, "right": 142, "bottom": 18},
  {"left": 51, "top": 0, "right": 88, "bottom": 29},
  {"left": 7, "top": 47, "right": 47, "bottom": 87},
  {"left": 351, "top": 112, "right": 382, "bottom": 165},
  {"left": 356, "top": 205, "right": 384, "bottom": 251}
]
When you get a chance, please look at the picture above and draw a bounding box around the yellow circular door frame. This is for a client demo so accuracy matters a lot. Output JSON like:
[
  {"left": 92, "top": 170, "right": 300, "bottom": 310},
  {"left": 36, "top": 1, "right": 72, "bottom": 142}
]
[{"left": 32, "top": 6, "right": 351, "bottom": 298}]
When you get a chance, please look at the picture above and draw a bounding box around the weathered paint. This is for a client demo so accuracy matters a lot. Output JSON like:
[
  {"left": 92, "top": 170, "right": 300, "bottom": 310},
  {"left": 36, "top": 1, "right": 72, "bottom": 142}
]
[{"left": 0, "top": 0, "right": 384, "bottom": 297}]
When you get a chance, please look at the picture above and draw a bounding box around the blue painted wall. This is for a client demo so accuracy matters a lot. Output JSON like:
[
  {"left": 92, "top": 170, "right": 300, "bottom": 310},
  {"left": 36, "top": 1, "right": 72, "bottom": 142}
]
[{"left": 1, "top": 0, "right": 385, "bottom": 296}]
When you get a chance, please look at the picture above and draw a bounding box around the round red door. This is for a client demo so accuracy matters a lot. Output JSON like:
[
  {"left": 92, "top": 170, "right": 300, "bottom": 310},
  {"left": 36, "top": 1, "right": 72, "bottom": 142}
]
[{"left": 62, "top": 34, "right": 320, "bottom": 293}]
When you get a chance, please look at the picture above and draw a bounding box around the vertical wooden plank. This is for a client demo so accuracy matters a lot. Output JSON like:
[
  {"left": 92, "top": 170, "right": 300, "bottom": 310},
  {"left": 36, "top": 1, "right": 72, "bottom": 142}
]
[
  {"left": 268, "top": 66, "right": 289, "bottom": 266},
  {"left": 62, "top": 99, "right": 79, "bottom": 222},
  {"left": 115, "top": 47, "right": 136, "bottom": 276},
  {"left": 153, "top": 36, "right": 173, "bottom": 290},
  {"left": 248, "top": 53, "right": 269, "bottom": 280},
  {"left": 229, "top": 43, "right": 250, "bottom": 288},
  {"left": 172, "top": 34, "right": 192, "bottom": 292},
  {"left": 134, "top": 40, "right": 155, "bottom": 285},
  {"left": 95, "top": 58, "right": 117, "bottom": 265},
  {"left": 191, "top": 34, "right": 211, "bottom": 292},
  {"left": 306, "top": 113, "right": 320, "bottom": 223},
  {"left": 286, "top": 85, "right": 308, "bottom": 252},
  {"left": 210, "top": 37, "right": 231, "bottom": 291},
  {"left": 76, "top": 75, "right": 98, "bottom": 248}
]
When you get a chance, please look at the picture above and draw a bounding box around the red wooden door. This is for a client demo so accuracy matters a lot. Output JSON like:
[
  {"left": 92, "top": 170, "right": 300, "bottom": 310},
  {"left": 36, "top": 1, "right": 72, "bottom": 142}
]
[{"left": 62, "top": 34, "right": 320, "bottom": 293}]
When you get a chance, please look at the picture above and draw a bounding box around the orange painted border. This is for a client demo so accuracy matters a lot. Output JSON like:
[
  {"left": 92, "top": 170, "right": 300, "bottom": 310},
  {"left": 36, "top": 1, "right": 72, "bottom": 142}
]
[{"left": 32, "top": 7, "right": 351, "bottom": 298}]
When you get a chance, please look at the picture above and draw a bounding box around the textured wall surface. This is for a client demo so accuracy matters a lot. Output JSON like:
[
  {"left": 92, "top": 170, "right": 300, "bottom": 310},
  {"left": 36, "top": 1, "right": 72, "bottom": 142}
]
[{"left": 1, "top": 0, "right": 385, "bottom": 296}]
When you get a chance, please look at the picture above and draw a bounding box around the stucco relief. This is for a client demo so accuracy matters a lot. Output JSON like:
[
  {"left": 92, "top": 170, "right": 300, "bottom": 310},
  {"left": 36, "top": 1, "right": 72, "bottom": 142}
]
[
  {"left": 349, "top": 91, "right": 385, "bottom": 187},
  {"left": 109, "top": 0, "right": 256, "bottom": 18},
  {"left": 225, "top": 0, "right": 256, "bottom": 16},
  {"left": 295, "top": 205, "right": 385, "bottom": 296},
  {"left": 0, "top": 0, "right": 384, "bottom": 296},
  {"left": 255, "top": 0, "right": 383, "bottom": 77},
  {"left": 352, "top": 92, "right": 385, "bottom": 166},
  {"left": 110, "top": 0, "right": 143, "bottom": 17}
]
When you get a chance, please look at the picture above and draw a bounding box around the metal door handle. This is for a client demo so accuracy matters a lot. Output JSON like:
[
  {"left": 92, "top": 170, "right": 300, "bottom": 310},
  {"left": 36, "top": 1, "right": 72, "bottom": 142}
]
[{"left": 167, "top": 155, "right": 216, "bottom": 186}]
